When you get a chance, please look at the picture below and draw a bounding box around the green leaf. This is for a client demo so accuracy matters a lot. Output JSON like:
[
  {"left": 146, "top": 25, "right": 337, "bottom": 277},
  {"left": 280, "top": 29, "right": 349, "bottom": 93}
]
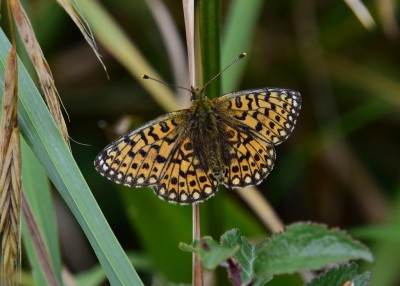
[
  {"left": 351, "top": 224, "right": 400, "bottom": 241},
  {"left": 306, "top": 262, "right": 371, "bottom": 286},
  {"left": 200, "top": 0, "right": 221, "bottom": 99},
  {"left": 179, "top": 242, "right": 196, "bottom": 253},
  {"left": 0, "top": 28, "right": 142, "bottom": 285},
  {"left": 76, "top": 253, "right": 152, "bottom": 286},
  {"left": 77, "top": 0, "right": 177, "bottom": 112},
  {"left": 221, "top": 0, "right": 264, "bottom": 93},
  {"left": 221, "top": 229, "right": 270, "bottom": 286},
  {"left": 21, "top": 138, "right": 63, "bottom": 285},
  {"left": 254, "top": 223, "right": 374, "bottom": 278},
  {"left": 352, "top": 272, "right": 372, "bottom": 286},
  {"left": 181, "top": 237, "right": 239, "bottom": 270}
]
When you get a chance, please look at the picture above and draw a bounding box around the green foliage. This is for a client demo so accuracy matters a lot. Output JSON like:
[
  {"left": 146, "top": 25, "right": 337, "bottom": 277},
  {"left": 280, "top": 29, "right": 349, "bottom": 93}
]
[
  {"left": 221, "top": 229, "right": 270, "bottom": 286},
  {"left": 306, "top": 263, "right": 370, "bottom": 286},
  {"left": 255, "top": 223, "right": 373, "bottom": 277},
  {"left": 75, "top": 253, "right": 152, "bottom": 286},
  {"left": 183, "top": 224, "right": 373, "bottom": 285},
  {"left": 180, "top": 237, "right": 240, "bottom": 270},
  {"left": 21, "top": 138, "right": 63, "bottom": 286},
  {"left": 0, "top": 28, "right": 143, "bottom": 286}
]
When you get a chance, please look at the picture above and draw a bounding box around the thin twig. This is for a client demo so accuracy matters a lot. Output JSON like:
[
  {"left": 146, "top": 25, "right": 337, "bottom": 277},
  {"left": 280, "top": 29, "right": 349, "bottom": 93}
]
[
  {"left": 183, "top": 0, "right": 196, "bottom": 89},
  {"left": 145, "top": 0, "right": 190, "bottom": 105},
  {"left": 182, "top": 0, "right": 203, "bottom": 285},
  {"left": 192, "top": 204, "right": 202, "bottom": 286}
]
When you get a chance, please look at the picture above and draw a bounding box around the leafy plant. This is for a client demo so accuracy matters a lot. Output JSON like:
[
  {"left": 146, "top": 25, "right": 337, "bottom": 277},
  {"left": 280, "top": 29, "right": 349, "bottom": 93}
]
[{"left": 181, "top": 223, "right": 373, "bottom": 285}]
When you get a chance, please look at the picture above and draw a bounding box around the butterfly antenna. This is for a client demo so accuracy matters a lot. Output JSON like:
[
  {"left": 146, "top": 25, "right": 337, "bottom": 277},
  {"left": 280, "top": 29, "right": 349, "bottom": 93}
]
[
  {"left": 201, "top": 52, "right": 247, "bottom": 93},
  {"left": 142, "top": 74, "right": 193, "bottom": 93}
]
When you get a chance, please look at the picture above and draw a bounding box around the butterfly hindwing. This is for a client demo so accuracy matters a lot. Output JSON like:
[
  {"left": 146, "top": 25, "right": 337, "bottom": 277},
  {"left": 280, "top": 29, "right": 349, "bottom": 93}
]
[
  {"left": 215, "top": 88, "right": 301, "bottom": 145},
  {"left": 155, "top": 137, "right": 219, "bottom": 204},
  {"left": 219, "top": 121, "right": 276, "bottom": 188}
]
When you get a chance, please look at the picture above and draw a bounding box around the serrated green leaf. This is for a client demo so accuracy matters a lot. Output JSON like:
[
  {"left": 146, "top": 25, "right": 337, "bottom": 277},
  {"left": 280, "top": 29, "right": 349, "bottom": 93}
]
[
  {"left": 352, "top": 271, "right": 371, "bottom": 286},
  {"left": 221, "top": 229, "right": 257, "bottom": 283},
  {"left": 184, "top": 237, "right": 240, "bottom": 270},
  {"left": 306, "top": 262, "right": 371, "bottom": 286},
  {"left": 254, "top": 223, "right": 373, "bottom": 278}
]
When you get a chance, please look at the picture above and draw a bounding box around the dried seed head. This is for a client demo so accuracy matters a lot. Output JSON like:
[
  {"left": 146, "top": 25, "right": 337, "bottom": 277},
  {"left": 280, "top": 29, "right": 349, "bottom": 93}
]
[
  {"left": 0, "top": 47, "right": 22, "bottom": 285},
  {"left": 57, "top": 0, "right": 107, "bottom": 75},
  {"left": 10, "top": 0, "right": 70, "bottom": 148}
]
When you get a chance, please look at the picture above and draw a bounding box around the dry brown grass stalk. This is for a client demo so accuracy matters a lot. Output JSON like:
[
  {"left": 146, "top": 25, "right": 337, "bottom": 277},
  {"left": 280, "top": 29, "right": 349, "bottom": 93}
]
[
  {"left": 10, "top": 0, "right": 70, "bottom": 148},
  {"left": 0, "top": 46, "right": 22, "bottom": 285},
  {"left": 57, "top": 0, "right": 107, "bottom": 74},
  {"left": 21, "top": 192, "right": 60, "bottom": 286}
]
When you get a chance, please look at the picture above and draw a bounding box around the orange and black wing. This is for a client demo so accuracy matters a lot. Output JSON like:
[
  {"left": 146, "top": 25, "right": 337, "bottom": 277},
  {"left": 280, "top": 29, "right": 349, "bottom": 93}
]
[
  {"left": 218, "top": 120, "right": 276, "bottom": 188},
  {"left": 94, "top": 111, "right": 218, "bottom": 204},
  {"left": 215, "top": 88, "right": 301, "bottom": 145},
  {"left": 214, "top": 88, "right": 301, "bottom": 188},
  {"left": 154, "top": 136, "right": 218, "bottom": 204}
]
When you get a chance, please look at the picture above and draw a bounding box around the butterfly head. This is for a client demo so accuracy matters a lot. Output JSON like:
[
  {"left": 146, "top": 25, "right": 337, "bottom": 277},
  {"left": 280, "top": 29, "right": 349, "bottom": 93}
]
[
  {"left": 142, "top": 53, "right": 246, "bottom": 103},
  {"left": 190, "top": 86, "right": 206, "bottom": 102}
]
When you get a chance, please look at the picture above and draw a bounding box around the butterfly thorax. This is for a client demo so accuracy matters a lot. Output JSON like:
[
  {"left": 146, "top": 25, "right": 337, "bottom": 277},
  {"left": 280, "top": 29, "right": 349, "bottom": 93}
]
[
  {"left": 190, "top": 97, "right": 224, "bottom": 177},
  {"left": 191, "top": 97, "right": 217, "bottom": 130}
]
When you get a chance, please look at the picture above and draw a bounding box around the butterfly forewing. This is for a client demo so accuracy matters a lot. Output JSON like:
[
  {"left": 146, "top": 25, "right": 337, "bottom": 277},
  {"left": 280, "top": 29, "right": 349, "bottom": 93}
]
[
  {"left": 213, "top": 88, "right": 301, "bottom": 188},
  {"left": 95, "top": 111, "right": 186, "bottom": 185},
  {"left": 215, "top": 88, "right": 301, "bottom": 145}
]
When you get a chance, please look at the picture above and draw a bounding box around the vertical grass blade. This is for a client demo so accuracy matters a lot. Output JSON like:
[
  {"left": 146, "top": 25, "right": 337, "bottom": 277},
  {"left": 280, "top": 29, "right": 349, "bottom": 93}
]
[
  {"left": 20, "top": 137, "right": 63, "bottom": 285},
  {"left": 200, "top": 0, "right": 221, "bottom": 99},
  {"left": 221, "top": 0, "right": 264, "bottom": 93},
  {"left": 0, "top": 28, "right": 143, "bottom": 286}
]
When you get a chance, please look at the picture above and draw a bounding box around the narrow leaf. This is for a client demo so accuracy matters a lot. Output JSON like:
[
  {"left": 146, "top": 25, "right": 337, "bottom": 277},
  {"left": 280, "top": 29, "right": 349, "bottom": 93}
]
[
  {"left": 0, "top": 28, "right": 143, "bottom": 286},
  {"left": 77, "top": 0, "right": 177, "bottom": 112},
  {"left": 56, "top": 0, "right": 107, "bottom": 74},
  {"left": 221, "top": 0, "right": 264, "bottom": 93},
  {"left": 21, "top": 138, "right": 62, "bottom": 285},
  {"left": 200, "top": 0, "right": 221, "bottom": 99}
]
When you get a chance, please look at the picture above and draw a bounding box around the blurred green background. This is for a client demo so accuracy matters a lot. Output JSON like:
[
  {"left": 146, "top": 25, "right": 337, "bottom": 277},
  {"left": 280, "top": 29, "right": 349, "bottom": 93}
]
[{"left": 10, "top": 0, "right": 400, "bottom": 285}]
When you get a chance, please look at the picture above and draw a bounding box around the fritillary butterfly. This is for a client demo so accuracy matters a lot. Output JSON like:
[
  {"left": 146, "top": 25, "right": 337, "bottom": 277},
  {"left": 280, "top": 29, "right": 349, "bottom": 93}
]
[{"left": 94, "top": 84, "right": 301, "bottom": 205}]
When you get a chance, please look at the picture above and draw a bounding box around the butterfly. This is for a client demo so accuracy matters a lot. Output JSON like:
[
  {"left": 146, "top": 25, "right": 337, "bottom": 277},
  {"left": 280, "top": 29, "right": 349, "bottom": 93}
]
[{"left": 94, "top": 85, "right": 301, "bottom": 205}]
